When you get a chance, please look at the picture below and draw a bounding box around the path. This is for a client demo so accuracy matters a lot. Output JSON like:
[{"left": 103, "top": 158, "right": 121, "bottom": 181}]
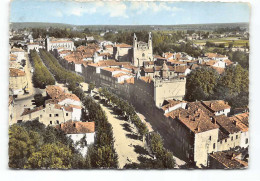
[{"left": 96, "top": 98, "right": 152, "bottom": 169}]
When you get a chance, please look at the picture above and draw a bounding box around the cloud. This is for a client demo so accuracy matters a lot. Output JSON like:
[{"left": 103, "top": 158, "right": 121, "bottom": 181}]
[
  {"left": 130, "top": 1, "right": 183, "bottom": 14},
  {"left": 54, "top": 10, "right": 63, "bottom": 17},
  {"left": 105, "top": 2, "right": 128, "bottom": 18}
]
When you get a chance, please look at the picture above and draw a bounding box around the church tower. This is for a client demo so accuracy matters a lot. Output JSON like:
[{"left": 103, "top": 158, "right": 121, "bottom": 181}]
[
  {"left": 161, "top": 61, "right": 169, "bottom": 79},
  {"left": 148, "top": 32, "right": 152, "bottom": 51},
  {"left": 132, "top": 32, "right": 153, "bottom": 67}
]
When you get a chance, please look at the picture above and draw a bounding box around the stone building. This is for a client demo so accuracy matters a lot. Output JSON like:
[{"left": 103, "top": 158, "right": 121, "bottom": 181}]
[
  {"left": 208, "top": 149, "right": 248, "bottom": 169},
  {"left": 10, "top": 47, "right": 25, "bottom": 63},
  {"left": 9, "top": 68, "right": 28, "bottom": 96},
  {"left": 133, "top": 32, "right": 153, "bottom": 67},
  {"left": 45, "top": 36, "right": 74, "bottom": 51},
  {"left": 56, "top": 121, "right": 95, "bottom": 157},
  {"left": 161, "top": 100, "right": 249, "bottom": 167},
  {"left": 113, "top": 43, "right": 133, "bottom": 62},
  {"left": 20, "top": 85, "right": 82, "bottom": 126}
]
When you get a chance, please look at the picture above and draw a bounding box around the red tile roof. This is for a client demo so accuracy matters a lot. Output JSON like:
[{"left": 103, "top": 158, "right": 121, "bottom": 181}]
[
  {"left": 9, "top": 68, "right": 26, "bottom": 77},
  {"left": 57, "top": 121, "right": 95, "bottom": 134}
]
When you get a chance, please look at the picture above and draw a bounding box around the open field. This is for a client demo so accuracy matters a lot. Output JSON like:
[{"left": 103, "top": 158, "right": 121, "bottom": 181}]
[{"left": 193, "top": 37, "right": 249, "bottom": 47}]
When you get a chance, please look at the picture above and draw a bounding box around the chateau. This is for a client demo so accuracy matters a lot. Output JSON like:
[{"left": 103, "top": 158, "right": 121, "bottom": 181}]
[
  {"left": 133, "top": 32, "right": 153, "bottom": 67},
  {"left": 45, "top": 36, "right": 74, "bottom": 51}
]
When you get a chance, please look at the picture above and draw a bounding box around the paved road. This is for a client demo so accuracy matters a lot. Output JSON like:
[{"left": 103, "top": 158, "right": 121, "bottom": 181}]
[
  {"left": 97, "top": 99, "right": 151, "bottom": 169},
  {"left": 12, "top": 53, "right": 44, "bottom": 122}
]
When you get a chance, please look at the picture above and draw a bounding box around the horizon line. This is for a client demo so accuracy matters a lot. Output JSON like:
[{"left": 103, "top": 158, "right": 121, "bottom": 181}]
[{"left": 10, "top": 21, "right": 249, "bottom": 27}]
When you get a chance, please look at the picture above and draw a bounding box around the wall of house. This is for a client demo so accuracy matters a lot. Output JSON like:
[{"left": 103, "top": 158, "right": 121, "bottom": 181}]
[
  {"left": 154, "top": 78, "right": 186, "bottom": 107},
  {"left": 215, "top": 108, "right": 231, "bottom": 116},
  {"left": 194, "top": 128, "right": 219, "bottom": 167},
  {"left": 67, "top": 132, "right": 95, "bottom": 157},
  {"left": 21, "top": 104, "right": 72, "bottom": 126},
  {"left": 71, "top": 108, "right": 81, "bottom": 121},
  {"left": 11, "top": 51, "right": 25, "bottom": 62},
  {"left": 58, "top": 99, "right": 81, "bottom": 106},
  {"left": 27, "top": 45, "right": 39, "bottom": 53},
  {"left": 240, "top": 131, "right": 249, "bottom": 148},
  {"left": 164, "top": 103, "right": 187, "bottom": 114},
  {"left": 113, "top": 47, "right": 132, "bottom": 62},
  {"left": 75, "top": 64, "right": 82, "bottom": 74},
  {"left": 9, "top": 76, "right": 27, "bottom": 95},
  {"left": 217, "top": 132, "right": 241, "bottom": 152}
]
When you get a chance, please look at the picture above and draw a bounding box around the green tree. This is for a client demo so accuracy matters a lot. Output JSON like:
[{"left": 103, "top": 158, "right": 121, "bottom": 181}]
[
  {"left": 9, "top": 125, "right": 42, "bottom": 168},
  {"left": 26, "top": 143, "right": 73, "bottom": 169},
  {"left": 185, "top": 67, "right": 220, "bottom": 101}
]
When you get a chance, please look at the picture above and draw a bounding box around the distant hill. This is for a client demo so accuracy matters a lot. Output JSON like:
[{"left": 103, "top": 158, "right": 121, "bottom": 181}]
[
  {"left": 10, "top": 22, "right": 249, "bottom": 32},
  {"left": 10, "top": 22, "right": 74, "bottom": 30}
]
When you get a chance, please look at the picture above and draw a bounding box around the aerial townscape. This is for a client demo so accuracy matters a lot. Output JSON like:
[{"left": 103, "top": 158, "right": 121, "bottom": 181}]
[{"left": 8, "top": 1, "right": 250, "bottom": 170}]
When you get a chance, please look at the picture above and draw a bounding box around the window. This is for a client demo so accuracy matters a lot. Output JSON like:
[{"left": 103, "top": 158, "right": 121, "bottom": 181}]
[
  {"left": 50, "top": 121, "right": 52, "bottom": 125},
  {"left": 55, "top": 114, "right": 59, "bottom": 117},
  {"left": 245, "top": 138, "right": 248, "bottom": 144},
  {"left": 220, "top": 140, "right": 222, "bottom": 144},
  {"left": 142, "top": 53, "right": 145, "bottom": 57},
  {"left": 236, "top": 135, "right": 238, "bottom": 139},
  {"left": 40, "top": 115, "right": 42, "bottom": 118},
  {"left": 231, "top": 136, "right": 233, "bottom": 141},
  {"left": 56, "top": 120, "right": 59, "bottom": 124},
  {"left": 225, "top": 139, "right": 227, "bottom": 143},
  {"left": 209, "top": 136, "right": 211, "bottom": 141},
  {"left": 49, "top": 114, "right": 52, "bottom": 117},
  {"left": 66, "top": 113, "right": 69, "bottom": 116},
  {"left": 213, "top": 143, "right": 216, "bottom": 149}
]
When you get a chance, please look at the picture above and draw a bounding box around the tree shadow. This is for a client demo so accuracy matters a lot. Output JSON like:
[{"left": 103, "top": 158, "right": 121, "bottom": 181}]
[
  {"left": 133, "top": 145, "right": 150, "bottom": 156},
  {"left": 137, "top": 155, "right": 153, "bottom": 163},
  {"left": 125, "top": 133, "right": 139, "bottom": 140},
  {"left": 122, "top": 123, "right": 132, "bottom": 133}
]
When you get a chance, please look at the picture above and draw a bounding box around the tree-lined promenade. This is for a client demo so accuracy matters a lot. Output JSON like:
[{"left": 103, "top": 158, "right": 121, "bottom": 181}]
[{"left": 29, "top": 50, "right": 55, "bottom": 88}]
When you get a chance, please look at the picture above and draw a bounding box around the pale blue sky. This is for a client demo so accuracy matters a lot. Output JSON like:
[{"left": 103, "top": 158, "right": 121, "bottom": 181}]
[{"left": 10, "top": 0, "right": 250, "bottom": 25}]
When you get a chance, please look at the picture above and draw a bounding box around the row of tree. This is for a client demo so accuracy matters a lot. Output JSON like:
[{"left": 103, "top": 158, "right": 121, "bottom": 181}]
[
  {"left": 39, "top": 49, "right": 84, "bottom": 86},
  {"left": 98, "top": 87, "right": 148, "bottom": 141},
  {"left": 97, "top": 87, "right": 176, "bottom": 169},
  {"left": 124, "top": 132, "right": 176, "bottom": 169},
  {"left": 9, "top": 120, "right": 85, "bottom": 169},
  {"left": 29, "top": 50, "right": 55, "bottom": 88},
  {"left": 69, "top": 87, "right": 118, "bottom": 168},
  {"left": 36, "top": 52, "right": 118, "bottom": 168},
  {"left": 185, "top": 65, "right": 249, "bottom": 109}
]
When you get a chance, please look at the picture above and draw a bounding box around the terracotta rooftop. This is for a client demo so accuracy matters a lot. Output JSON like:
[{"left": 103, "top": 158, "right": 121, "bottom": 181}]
[
  {"left": 140, "top": 76, "right": 153, "bottom": 83},
  {"left": 113, "top": 72, "right": 129, "bottom": 78},
  {"left": 211, "top": 66, "right": 225, "bottom": 74},
  {"left": 9, "top": 68, "right": 26, "bottom": 77},
  {"left": 21, "top": 106, "right": 44, "bottom": 116},
  {"left": 57, "top": 121, "right": 95, "bottom": 134},
  {"left": 115, "top": 43, "right": 132, "bottom": 48},
  {"left": 215, "top": 115, "right": 241, "bottom": 134},
  {"left": 46, "top": 85, "right": 80, "bottom": 102},
  {"left": 229, "top": 112, "right": 249, "bottom": 132},
  {"left": 166, "top": 102, "right": 219, "bottom": 133},
  {"left": 202, "top": 100, "right": 231, "bottom": 113},
  {"left": 161, "top": 99, "right": 186, "bottom": 111},
  {"left": 50, "top": 40, "right": 73, "bottom": 44},
  {"left": 163, "top": 52, "right": 174, "bottom": 59},
  {"left": 209, "top": 150, "right": 248, "bottom": 169},
  {"left": 10, "top": 47, "right": 25, "bottom": 52},
  {"left": 174, "top": 65, "right": 189, "bottom": 73}
]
